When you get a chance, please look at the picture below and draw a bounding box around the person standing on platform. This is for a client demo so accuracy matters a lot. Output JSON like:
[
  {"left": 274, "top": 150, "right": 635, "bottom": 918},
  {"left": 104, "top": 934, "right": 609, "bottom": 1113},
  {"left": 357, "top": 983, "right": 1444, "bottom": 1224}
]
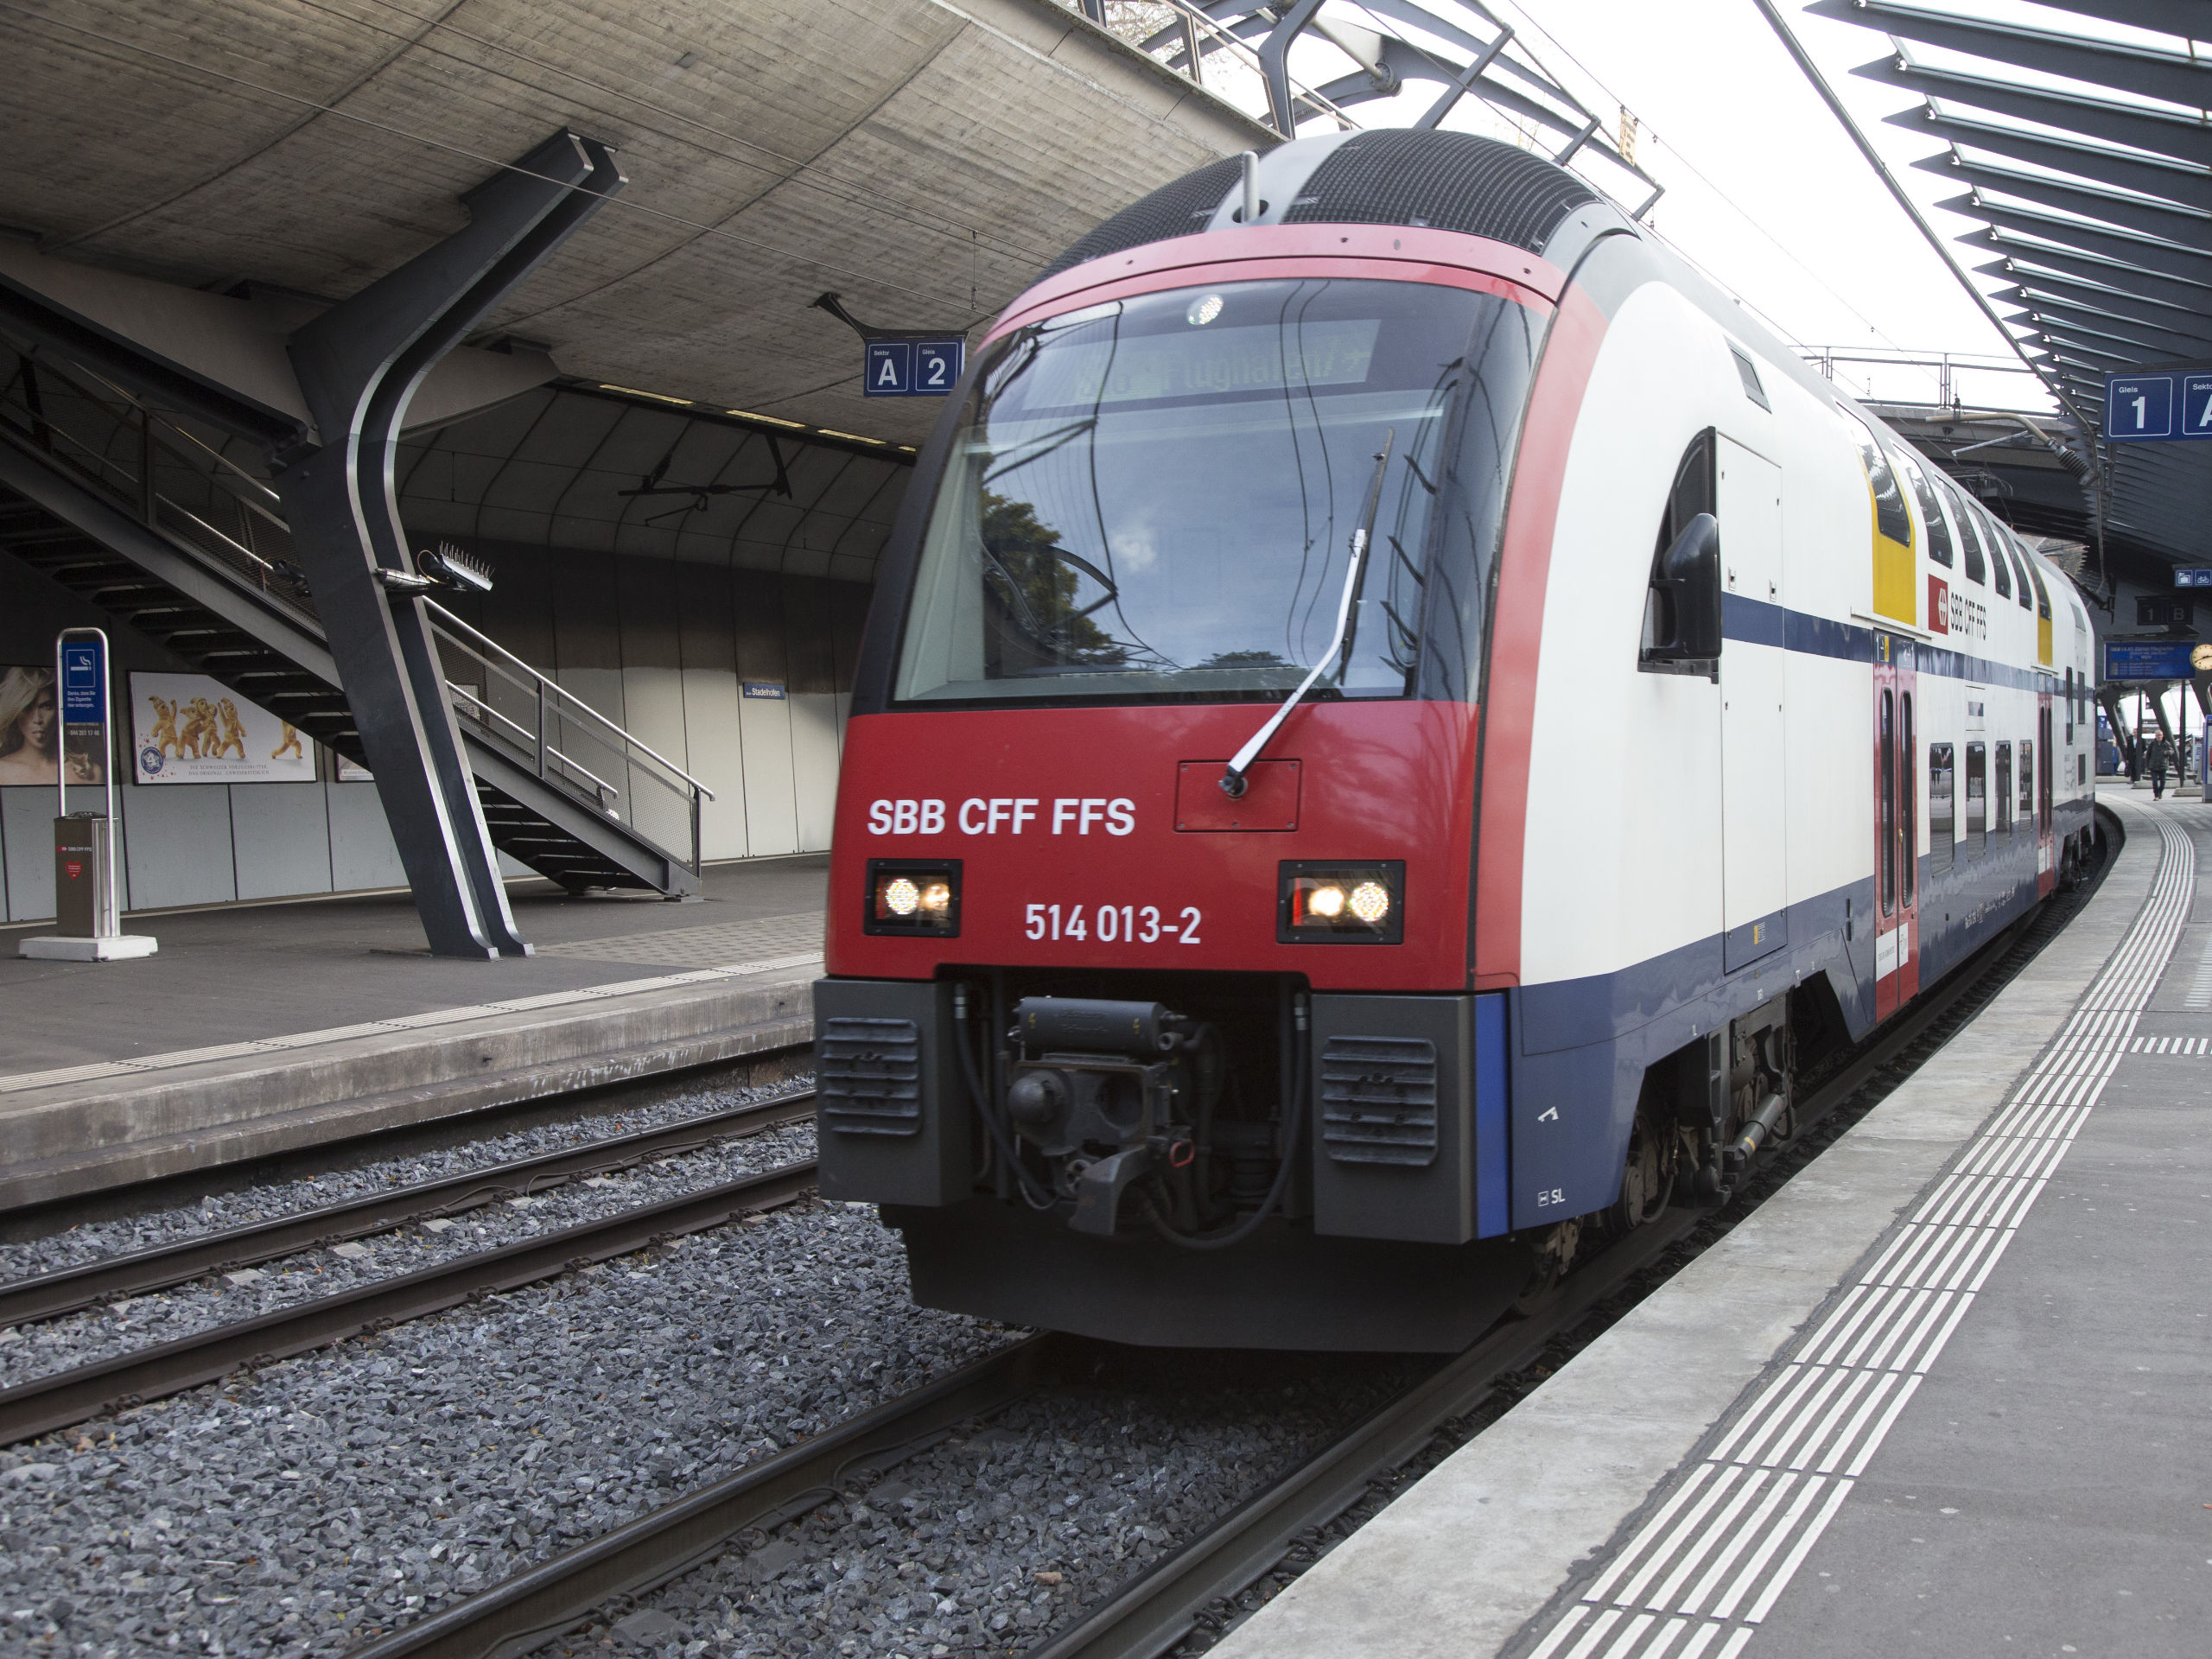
[{"left": 2147, "top": 734, "right": 2171, "bottom": 799}]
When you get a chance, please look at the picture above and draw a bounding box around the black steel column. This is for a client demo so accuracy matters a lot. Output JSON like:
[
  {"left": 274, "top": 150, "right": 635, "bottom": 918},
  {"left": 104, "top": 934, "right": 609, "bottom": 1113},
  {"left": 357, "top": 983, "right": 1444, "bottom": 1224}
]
[{"left": 274, "top": 130, "right": 623, "bottom": 957}]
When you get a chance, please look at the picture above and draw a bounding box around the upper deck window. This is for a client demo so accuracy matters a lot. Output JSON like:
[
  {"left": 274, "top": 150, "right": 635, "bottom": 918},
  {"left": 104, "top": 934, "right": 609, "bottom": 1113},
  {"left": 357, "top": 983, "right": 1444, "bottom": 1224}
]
[
  {"left": 893, "top": 278, "right": 1538, "bottom": 706},
  {"left": 1897, "top": 451, "right": 1953, "bottom": 569},
  {"left": 1840, "top": 410, "right": 1912, "bottom": 547}
]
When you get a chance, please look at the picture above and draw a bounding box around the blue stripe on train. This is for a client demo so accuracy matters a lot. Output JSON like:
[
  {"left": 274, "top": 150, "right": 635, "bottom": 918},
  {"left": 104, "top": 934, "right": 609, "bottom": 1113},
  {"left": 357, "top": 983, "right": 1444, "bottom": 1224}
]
[{"left": 1500, "top": 798, "right": 2094, "bottom": 1232}]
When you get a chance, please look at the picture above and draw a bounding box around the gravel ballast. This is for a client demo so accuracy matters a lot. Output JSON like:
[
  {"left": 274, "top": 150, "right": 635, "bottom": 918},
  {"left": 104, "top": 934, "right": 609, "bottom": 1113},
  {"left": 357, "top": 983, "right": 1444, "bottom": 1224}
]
[
  {"left": 0, "top": 1199, "right": 1011, "bottom": 1658},
  {"left": 0, "top": 1079, "right": 813, "bottom": 1391}
]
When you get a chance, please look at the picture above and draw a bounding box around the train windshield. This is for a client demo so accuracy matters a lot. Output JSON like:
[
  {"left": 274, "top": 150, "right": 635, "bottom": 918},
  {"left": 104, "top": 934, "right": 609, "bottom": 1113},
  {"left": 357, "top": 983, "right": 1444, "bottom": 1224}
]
[{"left": 893, "top": 277, "right": 1538, "bottom": 705}]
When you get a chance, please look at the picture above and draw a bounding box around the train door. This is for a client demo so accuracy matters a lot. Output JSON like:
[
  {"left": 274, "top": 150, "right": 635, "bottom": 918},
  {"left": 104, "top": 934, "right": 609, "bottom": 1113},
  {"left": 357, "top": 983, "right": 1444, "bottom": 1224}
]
[
  {"left": 2037, "top": 690, "right": 2056, "bottom": 896},
  {"left": 1872, "top": 634, "right": 1920, "bottom": 1019},
  {"left": 1719, "top": 437, "right": 1786, "bottom": 969}
]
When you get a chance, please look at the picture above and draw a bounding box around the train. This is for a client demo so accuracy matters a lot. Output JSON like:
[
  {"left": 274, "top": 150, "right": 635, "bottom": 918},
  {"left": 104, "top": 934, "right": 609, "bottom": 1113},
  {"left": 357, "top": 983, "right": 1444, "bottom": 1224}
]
[{"left": 810, "top": 127, "right": 2098, "bottom": 1351}]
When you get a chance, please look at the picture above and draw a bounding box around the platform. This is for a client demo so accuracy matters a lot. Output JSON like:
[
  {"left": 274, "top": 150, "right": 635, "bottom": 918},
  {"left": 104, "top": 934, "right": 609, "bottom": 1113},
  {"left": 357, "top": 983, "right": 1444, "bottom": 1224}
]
[
  {"left": 0, "top": 859, "right": 826, "bottom": 1211},
  {"left": 1211, "top": 788, "right": 2211, "bottom": 1659}
]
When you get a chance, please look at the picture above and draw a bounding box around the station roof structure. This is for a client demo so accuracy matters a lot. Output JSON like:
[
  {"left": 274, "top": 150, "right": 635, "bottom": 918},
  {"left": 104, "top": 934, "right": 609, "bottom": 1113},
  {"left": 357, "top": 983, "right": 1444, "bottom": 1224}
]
[
  {"left": 0, "top": 0, "right": 1269, "bottom": 448},
  {"left": 1815, "top": 0, "right": 2212, "bottom": 572}
]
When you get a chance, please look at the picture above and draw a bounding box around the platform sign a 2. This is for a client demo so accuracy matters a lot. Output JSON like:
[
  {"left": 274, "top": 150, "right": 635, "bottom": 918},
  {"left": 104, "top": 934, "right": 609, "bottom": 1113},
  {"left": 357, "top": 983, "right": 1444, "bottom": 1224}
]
[
  {"left": 2105, "top": 371, "right": 2212, "bottom": 442},
  {"left": 863, "top": 338, "right": 966, "bottom": 397}
]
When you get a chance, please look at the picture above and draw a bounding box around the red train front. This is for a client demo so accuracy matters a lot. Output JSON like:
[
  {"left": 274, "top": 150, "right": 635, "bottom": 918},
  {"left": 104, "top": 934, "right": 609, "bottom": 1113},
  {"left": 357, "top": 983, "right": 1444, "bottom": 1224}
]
[{"left": 816, "top": 132, "right": 1585, "bottom": 1349}]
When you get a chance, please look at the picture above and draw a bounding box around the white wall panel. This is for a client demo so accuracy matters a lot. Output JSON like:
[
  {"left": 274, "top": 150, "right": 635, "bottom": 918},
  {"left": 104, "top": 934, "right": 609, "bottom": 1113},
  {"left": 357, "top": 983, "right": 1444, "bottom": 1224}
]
[
  {"left": 736, "top": 692, "right": 798, "bottom": 856},
  {"left": 230, "top": 783, "right": 334, "bottom": 901},
  {"left": 2, "top": 785, "right": 55, "bottom": 921},
  {"left": 122, "top": 784, "right": 236, "bottom": 910},
  {"left": 791, "top": 692, "right": 842, "bottom": 851},
  {"left": 327, "top": 781, "right": 407, "bottom": 892}
]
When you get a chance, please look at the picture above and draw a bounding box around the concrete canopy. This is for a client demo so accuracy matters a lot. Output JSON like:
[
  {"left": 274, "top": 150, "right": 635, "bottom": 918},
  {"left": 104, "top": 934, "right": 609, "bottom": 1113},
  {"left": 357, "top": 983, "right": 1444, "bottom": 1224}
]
[{"left": 1, "top": 0, "right": 1268, "bottom": 446}]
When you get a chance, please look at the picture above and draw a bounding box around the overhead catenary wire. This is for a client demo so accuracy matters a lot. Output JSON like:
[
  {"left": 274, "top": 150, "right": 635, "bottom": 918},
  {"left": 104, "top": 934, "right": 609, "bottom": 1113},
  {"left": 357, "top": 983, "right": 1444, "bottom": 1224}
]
[{"left": 1481, "top": 0, "right": 1940, "bottom": 398}]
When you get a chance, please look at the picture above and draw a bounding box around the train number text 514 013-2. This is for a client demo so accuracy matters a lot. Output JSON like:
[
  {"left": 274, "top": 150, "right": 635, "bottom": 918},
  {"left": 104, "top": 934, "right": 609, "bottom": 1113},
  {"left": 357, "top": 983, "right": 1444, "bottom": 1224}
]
[{"left": 1024, "top": 902, "right": 1202, "bottom": 944}]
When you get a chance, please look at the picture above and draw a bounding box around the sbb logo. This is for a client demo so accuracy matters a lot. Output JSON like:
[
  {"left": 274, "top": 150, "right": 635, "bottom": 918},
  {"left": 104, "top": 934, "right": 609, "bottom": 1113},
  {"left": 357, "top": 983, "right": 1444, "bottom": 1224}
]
[{"left": 867, "top": 798, "right": 946, "bottom": 835}]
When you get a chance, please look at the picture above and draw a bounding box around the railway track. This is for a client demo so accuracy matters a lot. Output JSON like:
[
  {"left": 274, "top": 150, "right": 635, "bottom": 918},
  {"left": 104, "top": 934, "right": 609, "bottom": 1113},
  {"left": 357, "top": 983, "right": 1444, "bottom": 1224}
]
[
  {"left": 331, "top": 830, "right": 2107, "bottom": 1659},
  {"left": 0, "top": 1090, "right": 819, "bottom": 1446}
]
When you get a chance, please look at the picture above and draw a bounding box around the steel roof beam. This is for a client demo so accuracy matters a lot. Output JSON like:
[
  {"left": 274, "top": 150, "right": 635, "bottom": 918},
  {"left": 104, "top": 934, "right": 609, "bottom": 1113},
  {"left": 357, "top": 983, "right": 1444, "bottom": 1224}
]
[
  {"left": 1967, "top": 236, "right": 2212, "bottom": 315},
  {"left": 2002, "top": 274, "right": 2212, "bottom": 349},
  {"left": 1946, "top": 198, "right": 2212, "bottom": 288},
  {"left": 1890, "top": 110, "right": 2212, "bottom": 214},
  {"left": 1916, "top": 155, "right": 2212, "bottom": 250},
  {"left": 1854, "top": 54, "right": 2212, "bottom": 168},
  {"left": 2026, "top": 1, "right": 2211, "bottom": 43},
  {"left": 2018, "top": 309, "right": 2208, "bottom": 364},
  {"left": 1806, "top": 1, "right": 2212, "bottom": 111}
]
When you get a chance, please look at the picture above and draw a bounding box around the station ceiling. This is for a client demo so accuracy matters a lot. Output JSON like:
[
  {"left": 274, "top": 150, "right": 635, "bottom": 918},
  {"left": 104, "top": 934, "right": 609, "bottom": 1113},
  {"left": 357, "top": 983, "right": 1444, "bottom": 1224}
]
[
  {"left": 0, "top": 0, "right": 1266, "bottom": 448},
  {"left": 393, "top": 383, "right": 910, "bottom": 584},
  {"left": 1821, "top": 0, "right": 2212, "bottom": 569}
]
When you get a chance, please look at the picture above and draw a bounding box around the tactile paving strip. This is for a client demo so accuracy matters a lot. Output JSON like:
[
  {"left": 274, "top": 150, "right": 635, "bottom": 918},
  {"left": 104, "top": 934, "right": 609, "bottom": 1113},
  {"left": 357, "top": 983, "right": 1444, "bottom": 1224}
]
[{"left": 1524, "top": 810, "right": 2197, "bottom": 1659}]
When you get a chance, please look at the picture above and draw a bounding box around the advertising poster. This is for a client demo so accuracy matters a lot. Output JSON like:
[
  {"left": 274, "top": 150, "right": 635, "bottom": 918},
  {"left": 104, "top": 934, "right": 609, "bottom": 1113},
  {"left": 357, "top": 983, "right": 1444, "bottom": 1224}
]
[
  {"left": 0, "top": 664, "right": 60, "bottom": 785},
  {"left": 130, "top": 672, "right": 316, "bottom": 785}
]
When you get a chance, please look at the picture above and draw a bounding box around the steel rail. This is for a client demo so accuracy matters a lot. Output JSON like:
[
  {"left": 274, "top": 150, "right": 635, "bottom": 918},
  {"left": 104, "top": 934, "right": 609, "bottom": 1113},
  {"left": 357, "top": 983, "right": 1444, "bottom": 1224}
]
[
  {"left": 334, "top": 849, "right": 2101, "bottom": 1659},
  {"left": 343, "top": 1334, "right": 1078, "bottom": 1659},
  {"left": 1026, "top": 1213, "right": 1699, "bottom": 1659},
  {"left": 0, "top": 1087, "right": 817, "bottom": 1331},
  {"left": 1022, "top": 893, "right": 2083, "bottom": 1659},
  {"left": 0, "top": 1156, "right": 820, "bottom": 1448}
]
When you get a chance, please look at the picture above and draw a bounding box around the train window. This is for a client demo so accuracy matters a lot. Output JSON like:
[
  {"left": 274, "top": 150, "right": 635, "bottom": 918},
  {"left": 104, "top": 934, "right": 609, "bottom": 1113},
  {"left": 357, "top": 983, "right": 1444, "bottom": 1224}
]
[
  {"left": 1640, "top": 430, "right": 1716, "bottom": 668},
  {"left": 1901, "top": 691, "right": 1916, "bottom": 909},
  {"left": 1929, "top": 742, "right": 1955, "bottom": 873},
  {"left": 1880, "top": 689, "right": 1897, "bottom": 917},
  {"left": 1841, "top": 410, "right": 1912, "bottom": 547},
  {"left": 2064, "top": 667, "right": 2074, "bottom": 741},
  {"left": 1981, "top": 512, "right": 2011, "bottom": 599},
  {"left": 1995, "top": 742, "right": 2012, "bottom": 836},
  {"left": 2006, "top": 541, "right": 2031, "bottom": 610},
  {"left": 893, "top": 277, "right": 1541, "bottom": 705},
  {"left": 2025, "top": 553, "right": 2050, "bottom": 620},
  {"left": 1965, "top": 742, "right": 1986, "bottom": 856},
  {"left": 1897, "top": 451, "right": 1953, "bottom": 568},
  {"left": 1729, "top": 346, "right": 1771, "bottom": 411},
  {"left": 2020, "top": 739, "right": 2035, "bottom": 824},
  {"left": 1943, "top": 479, "right": 1986, "bottom": 585}
]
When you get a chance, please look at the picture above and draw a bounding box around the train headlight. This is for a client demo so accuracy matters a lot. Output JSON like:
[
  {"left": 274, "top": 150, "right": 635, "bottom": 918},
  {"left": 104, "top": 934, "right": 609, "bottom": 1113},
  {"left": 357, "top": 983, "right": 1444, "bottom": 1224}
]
[
  {"left": 1280, "top": 861, "right": 1405, "bottom": 944},
  {"left": 866, "top": 860, "right": 962, "bottom": 936}
]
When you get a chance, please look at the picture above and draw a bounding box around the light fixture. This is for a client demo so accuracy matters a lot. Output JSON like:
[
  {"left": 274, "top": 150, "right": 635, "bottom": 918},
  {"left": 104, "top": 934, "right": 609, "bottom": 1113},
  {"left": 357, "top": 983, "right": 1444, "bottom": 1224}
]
[
  {"left": 1280, "top": 861, "right": 1404, "bottom": 944},
  {"left": 866, "top": 860, "right": 962, "bottom": 937},
  {"left": 599, "top": 384, "right": 695, "bottom": 406},
  {"left": 1186, "top": 293, "right": 1225, "bottom": 327}
]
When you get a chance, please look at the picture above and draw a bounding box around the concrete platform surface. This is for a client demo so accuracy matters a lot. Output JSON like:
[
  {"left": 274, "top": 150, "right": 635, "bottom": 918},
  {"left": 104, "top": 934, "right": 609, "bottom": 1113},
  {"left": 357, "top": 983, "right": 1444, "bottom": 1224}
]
[
  {"left": 1211, "top": 791, "right": 2211, "bottom": 1659},
  {"left": 0, "top": 860, "right": 826, "bottom": 1209}
]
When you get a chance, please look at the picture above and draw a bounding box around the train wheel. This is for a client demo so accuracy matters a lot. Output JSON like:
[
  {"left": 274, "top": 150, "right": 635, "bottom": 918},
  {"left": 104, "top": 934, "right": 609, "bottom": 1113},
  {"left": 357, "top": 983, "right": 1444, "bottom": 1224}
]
[
  {"left": 1609, "top": 1098, "right": 1679, "bottom": 1234},
  {"left": 1511, "top": 1217, "right": 1581, "bottom": 1315}
]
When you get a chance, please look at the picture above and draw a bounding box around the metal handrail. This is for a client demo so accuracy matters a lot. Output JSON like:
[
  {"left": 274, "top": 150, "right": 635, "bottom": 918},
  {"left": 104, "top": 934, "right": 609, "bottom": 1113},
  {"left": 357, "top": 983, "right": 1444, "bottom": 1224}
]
[
  {"left": 1, "top": 343, "right": 711, "bottom": 881},
  {"left": 445, "top": 683, "right": 623, "bottom": 800},
  {"left": 423, "top": 598, "right": 716, "bottom": 800}
]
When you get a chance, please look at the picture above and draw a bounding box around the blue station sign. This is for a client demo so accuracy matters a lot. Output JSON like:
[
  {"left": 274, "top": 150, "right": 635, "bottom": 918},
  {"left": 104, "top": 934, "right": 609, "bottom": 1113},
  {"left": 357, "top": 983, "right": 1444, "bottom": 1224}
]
[
  {"left": 2105, "top": 370, "right": 2212, "bottom": 442},
  {"left": 864, "top": 338, "right": 966, "bottom": 397},
  {"left": 59, "top": 636, "right": 106, "bottom": 723},
  {"left": 2104, "top": 640, "right": 2199, "bottom": 682}
]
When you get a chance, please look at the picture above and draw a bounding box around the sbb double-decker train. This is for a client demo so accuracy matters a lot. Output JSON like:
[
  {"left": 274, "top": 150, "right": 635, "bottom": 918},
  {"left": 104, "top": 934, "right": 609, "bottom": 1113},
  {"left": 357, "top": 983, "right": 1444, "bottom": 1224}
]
[{"left": 811, "top": 128, "right": 2097, "bottom": 1350}]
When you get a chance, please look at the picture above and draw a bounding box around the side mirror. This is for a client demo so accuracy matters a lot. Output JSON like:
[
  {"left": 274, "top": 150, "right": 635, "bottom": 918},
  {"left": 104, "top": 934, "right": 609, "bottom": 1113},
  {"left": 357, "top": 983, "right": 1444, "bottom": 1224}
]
[{"left": 1643, "top": 512, "right": 1722, "bottom": 666}]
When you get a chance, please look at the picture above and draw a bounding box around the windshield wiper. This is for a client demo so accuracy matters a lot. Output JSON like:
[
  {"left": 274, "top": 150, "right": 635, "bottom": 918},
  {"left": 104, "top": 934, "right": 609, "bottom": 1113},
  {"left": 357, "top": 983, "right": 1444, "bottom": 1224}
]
[{"left": 1220, "top": 429, "right": 1395, "bottom": 798}]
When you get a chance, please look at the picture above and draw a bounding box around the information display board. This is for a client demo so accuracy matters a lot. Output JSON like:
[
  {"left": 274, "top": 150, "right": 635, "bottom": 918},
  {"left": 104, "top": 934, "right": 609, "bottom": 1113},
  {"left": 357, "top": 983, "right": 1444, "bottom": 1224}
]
[{"left": 2103, "top": 640, "right": 2198, "bottom": 682}]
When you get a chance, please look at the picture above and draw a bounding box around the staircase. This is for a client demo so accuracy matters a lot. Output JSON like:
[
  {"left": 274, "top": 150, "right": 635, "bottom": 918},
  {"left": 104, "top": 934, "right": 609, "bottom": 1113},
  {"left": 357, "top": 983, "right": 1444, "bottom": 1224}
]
[{"left": 0, "top": 347, "right": 707, "bottom": 897}]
